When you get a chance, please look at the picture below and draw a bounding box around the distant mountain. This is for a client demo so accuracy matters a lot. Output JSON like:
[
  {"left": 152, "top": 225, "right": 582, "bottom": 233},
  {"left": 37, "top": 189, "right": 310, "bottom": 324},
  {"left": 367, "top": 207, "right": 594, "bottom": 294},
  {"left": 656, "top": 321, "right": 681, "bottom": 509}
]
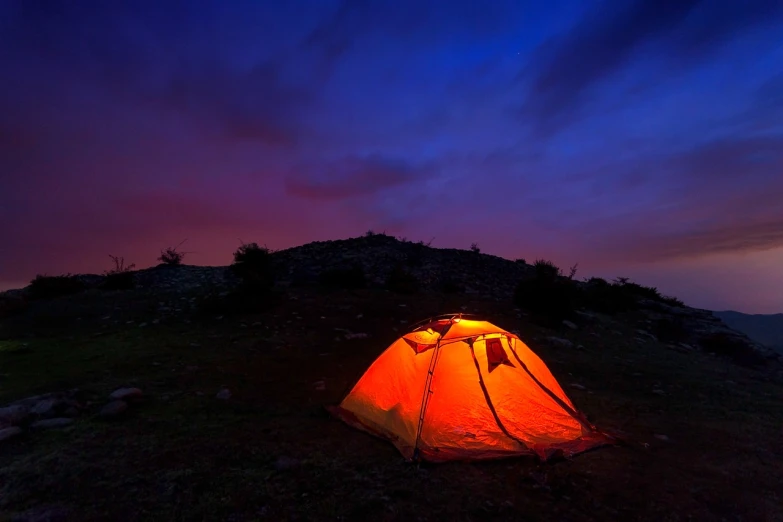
[{"left": 713, "top": 311, "right": 783, "bottom": 354}]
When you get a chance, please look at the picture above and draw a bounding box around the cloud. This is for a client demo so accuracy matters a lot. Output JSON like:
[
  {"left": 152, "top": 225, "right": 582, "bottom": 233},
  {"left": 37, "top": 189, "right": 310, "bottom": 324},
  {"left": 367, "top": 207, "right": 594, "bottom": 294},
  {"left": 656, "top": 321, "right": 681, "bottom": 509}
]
[
  {"left": 521, "top": 0, "right": 783, "bottom": 137},
  {"left": 576, "top": 135, "right": 783, "bottom": 262},
  {"left": 0, "top": 1, "right": 322, "bottom": 147},
  {"left": 285, "top": 155, "right": 433, "bottom": 200}
]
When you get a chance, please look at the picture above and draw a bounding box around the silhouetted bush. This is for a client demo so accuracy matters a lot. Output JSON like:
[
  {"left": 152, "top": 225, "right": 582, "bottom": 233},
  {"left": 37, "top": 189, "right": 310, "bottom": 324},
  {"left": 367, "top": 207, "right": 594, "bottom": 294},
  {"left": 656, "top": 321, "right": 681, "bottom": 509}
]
[
  {"left": 158, "top": 240, "right": 188, "bottom": 266},
  {"left": 533, "top": 259, "right": 561, "bottom": 280},
  {"left": 514, "top": 260, "right": 578, "bottom": 323},
  {"left": 405, "top": 240, "right": 430, "bottom": 268},
  {"left": 231, "top": 242, "right": 275, "bottom": 291},
  {"left": 699, "top": 333, "right": 767, "bottom": 367},
  {"left": 28, "top": 274, "right": 86, "bottom": 299},
  {"left": 101, "top": 255, "right": 136, "bottom": 290},
  {"left": 469, "top": 243, "right": 481, "bottom": 253},
  {"left": 319, "top": 264, "right": 367, "bottom": 289},
  {"left": 579, "top": 278, "right": 639, "bottom": 315},
  {"left": 385, "top": 264, "right": 419, "bottom": 294},
  {"left": 514, "top": 258, "right": 526, "bottom": 265}
]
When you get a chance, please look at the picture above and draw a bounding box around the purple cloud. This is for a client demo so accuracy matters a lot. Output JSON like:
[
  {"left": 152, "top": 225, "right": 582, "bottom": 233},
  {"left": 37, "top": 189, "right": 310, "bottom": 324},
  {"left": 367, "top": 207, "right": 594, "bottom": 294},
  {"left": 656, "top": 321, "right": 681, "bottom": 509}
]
[{"left": 285, "top": 155, "right": 434, "bottom": 200}]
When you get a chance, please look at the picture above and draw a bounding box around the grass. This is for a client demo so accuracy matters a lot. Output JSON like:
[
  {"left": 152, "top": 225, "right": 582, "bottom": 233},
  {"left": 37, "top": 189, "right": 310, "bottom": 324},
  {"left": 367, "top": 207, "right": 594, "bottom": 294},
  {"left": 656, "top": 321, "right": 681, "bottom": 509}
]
[{"left": 1, "top": 287, "right": 782, "bottom": 521}]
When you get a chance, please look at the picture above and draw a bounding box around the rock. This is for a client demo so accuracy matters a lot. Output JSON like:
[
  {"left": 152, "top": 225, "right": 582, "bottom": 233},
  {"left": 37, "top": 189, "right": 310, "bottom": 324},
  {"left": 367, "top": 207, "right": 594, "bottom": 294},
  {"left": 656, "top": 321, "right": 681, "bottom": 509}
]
[
  {"left": 562, "top": 320, "right": 578, "bottom": 330},
  {"left": 570, "top": 383, "right": 587, "bottom": 390},
  {"left": 0, "top": 405, "right": 28, "bottom": 426},
  {"left": 30, "top": 418, "right": 73, "bottom": 429},
  {"left": 654, "top": 434, "right": 670, "bottom": 442},
  {"left": 635, "top": 330, "right": 658, "bottom": 342},
  {"left": 546, "top": 337, "right": 574, "bottom": 349},
  {"left": 109, "top": 388, "right": 143, "bottom": 401},
  {"left": 99, "top": 400, "right": 128, "bottom": 418},
  {"left": 30, "top": 399, "right": 61, "bottom": 417},
  {"left": 313, "top": 381, "right": 326, "bottom": 391},
  {"left": 216, "top": 388, "right": 232, "bottom": 400},
  {"left": 0, "top": 426, "right": 23, "bottom": 443},
  {"left": 10, "top": 504, "right": 69, "bottom": 522},
  {"left": 652, "top": 389, "right": 666, "bottom": 396},
  {"left": 274, "top": 456, "right": 300, "bottom": 471},
  {"left": 345, "top": 332, "right": 369, "bottom": 340}
]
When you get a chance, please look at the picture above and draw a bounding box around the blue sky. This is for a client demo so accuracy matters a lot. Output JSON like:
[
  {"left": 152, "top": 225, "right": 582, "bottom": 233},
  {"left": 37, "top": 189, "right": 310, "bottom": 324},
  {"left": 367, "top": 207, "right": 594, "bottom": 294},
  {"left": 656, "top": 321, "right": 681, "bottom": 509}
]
[{"left": 1, "top": 0, "right": 782, "bottom": 312}]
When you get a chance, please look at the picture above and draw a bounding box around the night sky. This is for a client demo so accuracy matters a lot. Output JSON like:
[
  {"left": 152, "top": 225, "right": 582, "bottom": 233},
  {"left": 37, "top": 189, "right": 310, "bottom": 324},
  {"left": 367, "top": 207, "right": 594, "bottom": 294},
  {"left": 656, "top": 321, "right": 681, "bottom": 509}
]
[{"left": 1, "top": 1, "right": 782, "bottom": 313}]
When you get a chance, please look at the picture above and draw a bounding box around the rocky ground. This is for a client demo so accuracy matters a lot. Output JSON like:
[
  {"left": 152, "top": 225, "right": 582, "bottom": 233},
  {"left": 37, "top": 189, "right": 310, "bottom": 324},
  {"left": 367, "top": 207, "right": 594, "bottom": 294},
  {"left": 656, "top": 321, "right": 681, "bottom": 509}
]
[{"left": 0, "top": 235, "right": 781, "bottom": 521}]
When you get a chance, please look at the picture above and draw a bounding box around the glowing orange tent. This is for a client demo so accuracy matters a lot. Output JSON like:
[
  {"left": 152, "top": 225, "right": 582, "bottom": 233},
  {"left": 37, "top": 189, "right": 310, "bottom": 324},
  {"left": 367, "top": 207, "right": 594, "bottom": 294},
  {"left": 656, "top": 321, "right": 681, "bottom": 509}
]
[{"left": 329, "top": 315, "right": 613, "bottom": 462}]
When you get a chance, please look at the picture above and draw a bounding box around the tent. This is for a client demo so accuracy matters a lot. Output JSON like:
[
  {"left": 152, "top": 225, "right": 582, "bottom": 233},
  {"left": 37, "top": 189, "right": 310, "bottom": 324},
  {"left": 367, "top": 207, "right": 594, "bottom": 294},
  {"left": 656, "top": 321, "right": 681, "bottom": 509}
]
[{"left": 329, "top": 315, "right": 613, "bottom": 462}]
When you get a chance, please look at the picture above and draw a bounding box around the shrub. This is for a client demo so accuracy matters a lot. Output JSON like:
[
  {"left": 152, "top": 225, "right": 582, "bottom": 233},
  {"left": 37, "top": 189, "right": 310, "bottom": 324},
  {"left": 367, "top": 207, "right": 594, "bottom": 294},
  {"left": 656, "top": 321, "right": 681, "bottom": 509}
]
[
  {"left": 514, "top": 258, "right": 526, "bottom": 265},
  {"left": 699, "top": 333, "right": 767, "bottom": 367},
  {"left": 319, "top": 264, "right": 367, "bottom": 290},
  {"left": 158, "top": 240, "right": 188, "bottom": 266},
  {"left": 28, "top": 274, "right": 86, "bottom": 299},
  {"left": 533, "top": 259, "right": 561, "bottom": 280},
  {"left": 579, "top": 278, "right": 638, "bottom": 315},
  {"left": 469, "top": 243, "right": 481, "bottom": 253},
  {"left": 513, "top": 261, "right": 578, "bottom": 323},
  {"left": 102, "top": 255, "right": 136, "bottom": 290},
  {"left": 231, "top": 242, "right": 275, "bottom": 291},
  {"left": 385, "top": 264, "right": 419, "bottom": 294}
]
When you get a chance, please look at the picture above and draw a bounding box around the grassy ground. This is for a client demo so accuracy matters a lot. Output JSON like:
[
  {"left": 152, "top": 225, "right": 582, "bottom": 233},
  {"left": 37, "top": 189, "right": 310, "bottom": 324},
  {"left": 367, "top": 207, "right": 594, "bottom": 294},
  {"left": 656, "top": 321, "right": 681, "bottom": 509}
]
[{"left": 1, "top": 288, "right": 781, "bottom": 521}]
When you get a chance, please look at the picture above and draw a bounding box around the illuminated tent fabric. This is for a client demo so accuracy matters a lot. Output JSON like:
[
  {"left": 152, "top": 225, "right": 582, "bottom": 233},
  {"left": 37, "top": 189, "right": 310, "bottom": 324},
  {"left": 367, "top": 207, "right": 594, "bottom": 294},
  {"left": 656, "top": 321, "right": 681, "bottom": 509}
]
[{"left": 329, "top": 317, "right": 612, "bottom": 462}]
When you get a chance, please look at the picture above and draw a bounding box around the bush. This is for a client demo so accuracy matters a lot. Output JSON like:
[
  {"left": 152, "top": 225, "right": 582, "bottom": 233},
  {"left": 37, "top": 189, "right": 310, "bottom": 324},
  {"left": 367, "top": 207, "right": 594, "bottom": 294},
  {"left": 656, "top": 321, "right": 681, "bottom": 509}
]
[
  {"left": 102, "top": 255, "right": 136, "bottom": 290},
  {"left": 28, "top": 274, "right": 86, "bottom": 299},
  {"left": 469, "top": 243, "right": 481, "bottom": 254},
  {"left": 514, "top": 258, "right": 526, "bottom": 265},
  {"left": 699, "top": 333, "right": 767, "bottom": 367},
  {"left": 231, "top": 242, "right": 275, "bottom": 291},
  {"left": 319, "top": 264, "right": 367, "bottom": 290},
  {"left": 385, "top": 264, "right": 419, "bottom": 294},
  {"left": 533, "top": 259, "right": 561, "bottom": 280},
  {"left": 513, "top": 261, "right": 578, "bottom": 323},
  {"left": 579, "top": 278, "right": 639, "bottom": 315},
  {"left": 158, "top": 240, "right": 188, "bottom": 266}
]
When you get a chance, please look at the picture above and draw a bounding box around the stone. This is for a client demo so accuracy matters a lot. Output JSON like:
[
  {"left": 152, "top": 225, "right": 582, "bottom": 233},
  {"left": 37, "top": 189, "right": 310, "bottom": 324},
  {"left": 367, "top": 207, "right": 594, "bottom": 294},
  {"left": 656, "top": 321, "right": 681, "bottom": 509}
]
[
  {"left": 274, "top": 456, "right": 300, "bottom": 471},
  {"left": 546, "top": 337, "right": 574, "bottom": 349},
  {"left": 344, "top": 332, "right": 369, "bottom": 340},
  {"left": 9, "top": 504, "right": 69, "bottom": 522},
  {"left": 562, "top": 320, "right": 578, "bottom": 330},
  {"left": 0, "top": 405, "right": 28, "bottom": 426},
  {"left": 99, "top": 400, "right": 128, "bottom": 418},
  {"left": 570, "top": 383, "right": 586, "bottom": 391},
  {"left": 0, "top": 426, "right": 23, "bottom": 443},
  {"left": 216, "top": 388, "right": 232, "bottom": 400},
  {"left": 109, "top": 388, "right": 143, "bottom": 401},
  {"left": 30, "top": 418, "right": 73, "bottom": 429},
  {"left": 30, "top": 399, "right": 61, "bottom": 417}
]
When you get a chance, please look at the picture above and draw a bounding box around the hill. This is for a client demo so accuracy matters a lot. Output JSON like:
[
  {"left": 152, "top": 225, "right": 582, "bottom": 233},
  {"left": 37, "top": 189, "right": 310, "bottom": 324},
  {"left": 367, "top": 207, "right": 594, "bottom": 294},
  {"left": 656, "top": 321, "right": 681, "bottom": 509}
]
[
  {"left": 1, "top": 233, "right": 782, "bottom": 521},
  {"left": 713, "top": 310, "right": 783, "bottom": 354}
]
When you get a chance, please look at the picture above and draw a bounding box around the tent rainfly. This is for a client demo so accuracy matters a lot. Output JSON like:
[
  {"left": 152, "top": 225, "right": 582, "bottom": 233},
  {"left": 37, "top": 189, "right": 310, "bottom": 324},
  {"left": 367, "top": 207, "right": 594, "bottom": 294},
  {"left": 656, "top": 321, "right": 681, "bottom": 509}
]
[{"left": 329, "top": 315, "right": 614, "bottom": 462}]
